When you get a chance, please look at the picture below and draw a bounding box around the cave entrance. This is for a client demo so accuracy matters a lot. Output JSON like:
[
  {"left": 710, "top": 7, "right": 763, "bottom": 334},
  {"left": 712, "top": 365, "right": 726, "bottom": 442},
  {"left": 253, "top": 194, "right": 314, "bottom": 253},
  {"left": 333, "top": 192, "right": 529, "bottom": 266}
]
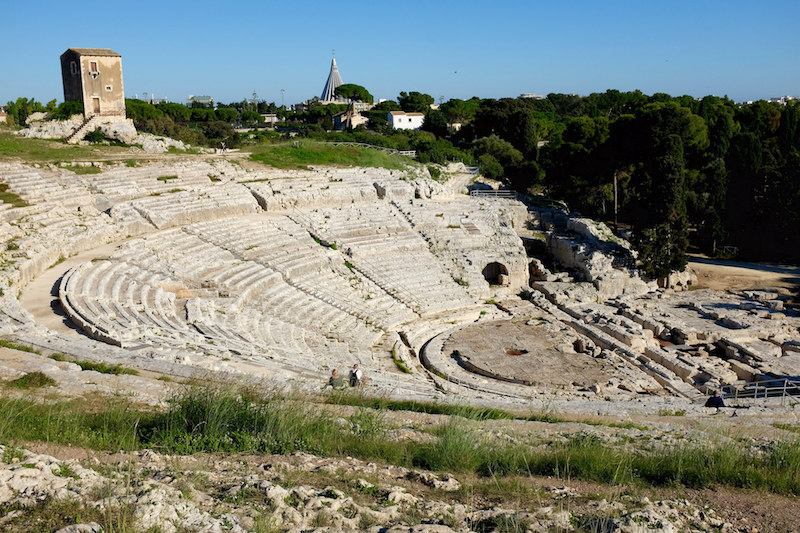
[{"left": 482, "top": 262, "right": 509, "bottom": 286}]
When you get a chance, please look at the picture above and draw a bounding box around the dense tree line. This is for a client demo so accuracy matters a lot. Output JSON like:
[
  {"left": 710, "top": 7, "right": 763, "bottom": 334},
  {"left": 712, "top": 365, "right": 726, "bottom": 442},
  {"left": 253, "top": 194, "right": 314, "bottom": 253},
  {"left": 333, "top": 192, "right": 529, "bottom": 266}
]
[
  {"left": 420, "top": 92, "right": 799, "bottom": 270},
  {"left": 534, "top": 93, "right": 800, "bottom": 267}
]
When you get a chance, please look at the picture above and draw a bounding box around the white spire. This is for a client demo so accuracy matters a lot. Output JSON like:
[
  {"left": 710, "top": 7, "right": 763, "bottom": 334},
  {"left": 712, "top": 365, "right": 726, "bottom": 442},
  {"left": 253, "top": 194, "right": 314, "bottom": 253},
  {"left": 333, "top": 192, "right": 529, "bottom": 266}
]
[{"left": 320, "top": 57, "right": 344, "bottom": 102}]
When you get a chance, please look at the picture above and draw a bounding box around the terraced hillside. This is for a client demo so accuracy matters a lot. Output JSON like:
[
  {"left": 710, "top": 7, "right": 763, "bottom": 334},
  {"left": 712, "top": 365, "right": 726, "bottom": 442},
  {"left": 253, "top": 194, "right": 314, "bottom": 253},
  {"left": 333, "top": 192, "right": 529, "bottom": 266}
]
[{"left": 2, "top": 144, "right": 800, "bottom": 532}]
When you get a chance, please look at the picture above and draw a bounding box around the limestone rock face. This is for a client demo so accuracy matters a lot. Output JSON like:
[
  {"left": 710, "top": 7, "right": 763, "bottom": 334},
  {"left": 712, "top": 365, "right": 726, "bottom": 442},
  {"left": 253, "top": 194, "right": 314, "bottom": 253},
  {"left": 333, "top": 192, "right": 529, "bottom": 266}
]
[
  {"left": 19, "top": 115, "right": 83, "bottom": 139},
  {"left": 17, "top": 116, "right": 187, "bottom": 152},
  {"left": 662, "top": 268, "right": 698, "bottom": 290},
  {"left": 98, "top": 119, "right": 138, "bottom": 144},
  {"left": 137, "top": 132, "right": 188, "bottom": 153},
  {"left": 540, "top": 215, "right": 655, "bottom": 300}
]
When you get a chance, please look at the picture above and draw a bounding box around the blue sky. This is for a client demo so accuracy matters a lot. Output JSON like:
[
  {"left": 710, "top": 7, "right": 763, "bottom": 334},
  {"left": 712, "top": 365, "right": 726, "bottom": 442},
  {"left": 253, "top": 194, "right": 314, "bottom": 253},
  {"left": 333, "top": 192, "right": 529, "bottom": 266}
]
[{"left": 2, "top": 0, "right": 798, "bottom": 106}]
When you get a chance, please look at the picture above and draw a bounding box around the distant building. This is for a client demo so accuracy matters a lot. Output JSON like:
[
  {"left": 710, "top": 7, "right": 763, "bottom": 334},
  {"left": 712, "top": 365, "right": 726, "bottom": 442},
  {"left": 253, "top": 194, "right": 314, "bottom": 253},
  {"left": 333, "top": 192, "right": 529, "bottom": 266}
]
[
  {"left": 0, "top": 106, "right": 7, "bottom": 124},
  {"left": 333, "top": 110, "right": 368, "bottom": 130},
  {"left": 388, "top": 111, "right": 424, "bottom": 130},
  {"left": 260, "top": 113, "right": 282, "bottom": 127},
  {"left": 520, "top": 93, "right": 544, "bottom": 99},
  {"left": 320, "top": 57, "right": 344, "bottom": 102},
  {"left": 768, "top": 96, "right": 797, "bottom": 105},
  {"left": 187, "top": 95, "right": 214, "bottom": 107},
  {"left": 60, "top": 48, "right": 126, "bottom": 119},
  {"left": 353, "top": 101, "right": 374, "bottom": 113}
]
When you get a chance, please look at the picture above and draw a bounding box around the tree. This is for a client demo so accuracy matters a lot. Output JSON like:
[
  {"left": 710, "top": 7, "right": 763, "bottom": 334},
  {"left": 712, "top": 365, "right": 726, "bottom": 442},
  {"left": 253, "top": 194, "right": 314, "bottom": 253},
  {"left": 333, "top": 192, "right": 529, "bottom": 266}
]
[
  {"left": 5, "top": 97, "right": 46, "bottom": 127},
  {"left": 633, "top": 133, "right": 689, "bottom": 278},
  {"left": 478, "top": 154, "right": 504, "bottom": 180},
  {"left": 215, "top": 108, "right": 239, "bottom": 123},
  {"left": 398, "top": 91, "right": 434, "bottom": 113},
  {"left": 422, "top": 109, "right": 448, "bottom": 137},
  {"left": 48, "top": 101, "right": 84, "bottom": 121},
  {"left": 472, "top": 135, "right": 524, "bottom": 182},
  {"left": 439, "top": 97, "right": 481, "bottom": 124},
  {"left": 126, "top": 99, "right": 164, "bottom": 125},
  {"left": 364, "top": 100, "right": 401, "bottom": 130},
  {"left": 240, "top": 110, "right": 264, "bottom": 125},
  {"left": 546, "top": 93, "right": 585, "bottom": 117},
  {"left": 156, "top": 102, "right": 192, "bottom": 122},
  {"left": 190, "top": 108, "right": 217, "bottom": 122},
  {"left": 334, "top": 84, "right": 373, "bottom": 103}
]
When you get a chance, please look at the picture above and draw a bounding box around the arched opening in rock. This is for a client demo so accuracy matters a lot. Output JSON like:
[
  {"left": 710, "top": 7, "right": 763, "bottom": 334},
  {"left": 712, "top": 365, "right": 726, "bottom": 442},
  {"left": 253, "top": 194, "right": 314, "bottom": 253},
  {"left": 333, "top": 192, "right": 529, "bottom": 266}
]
[{"left": 482, "top": 262, "right": 509, "bottom": 285}]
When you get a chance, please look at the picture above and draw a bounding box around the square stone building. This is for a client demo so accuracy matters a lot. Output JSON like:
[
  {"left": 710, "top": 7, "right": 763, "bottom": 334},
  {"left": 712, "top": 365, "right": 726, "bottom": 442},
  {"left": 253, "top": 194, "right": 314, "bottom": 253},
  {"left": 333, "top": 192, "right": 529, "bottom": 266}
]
[{"left": 60, "top": 48, "right": 126, "bottom": 119}]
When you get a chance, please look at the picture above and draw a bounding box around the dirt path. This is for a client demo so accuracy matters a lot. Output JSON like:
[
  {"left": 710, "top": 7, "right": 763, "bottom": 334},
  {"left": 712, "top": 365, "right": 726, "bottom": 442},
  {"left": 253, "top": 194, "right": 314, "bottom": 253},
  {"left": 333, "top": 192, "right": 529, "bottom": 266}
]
[
  {"left": 689, "top": 254, "right": 800, "bottom": 297},
  {"left": 18, "top": 242, "right": 123, "bottom": 334}
]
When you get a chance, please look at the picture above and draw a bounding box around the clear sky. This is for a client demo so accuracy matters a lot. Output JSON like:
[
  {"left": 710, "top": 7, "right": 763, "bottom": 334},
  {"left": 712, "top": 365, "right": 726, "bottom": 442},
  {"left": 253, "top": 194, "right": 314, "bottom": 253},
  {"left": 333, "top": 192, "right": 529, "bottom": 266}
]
[{"left": 2, "top": 0, "right": 798, "bottom": 106}]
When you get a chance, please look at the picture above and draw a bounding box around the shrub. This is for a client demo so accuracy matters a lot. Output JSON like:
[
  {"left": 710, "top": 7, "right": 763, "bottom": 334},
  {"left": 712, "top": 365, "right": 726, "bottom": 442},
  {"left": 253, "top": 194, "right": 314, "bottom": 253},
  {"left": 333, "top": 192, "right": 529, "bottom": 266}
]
[
  {"left": 48, "top": 101, "right": 84, "bottom": 121},
  {"left": 48, "top": 354, "right": 138, "bottom": 375},
  {"left": 84, "top": 128, "right": 106, "bottom": 143},
  {"left": 8, "top": 371, "right": 57, "bottom": 389}
]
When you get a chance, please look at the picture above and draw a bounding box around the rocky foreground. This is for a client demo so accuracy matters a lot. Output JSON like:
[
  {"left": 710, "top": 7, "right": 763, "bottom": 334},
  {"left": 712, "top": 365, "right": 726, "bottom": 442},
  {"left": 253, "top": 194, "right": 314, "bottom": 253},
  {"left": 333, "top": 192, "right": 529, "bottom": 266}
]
[
  {"left": 0, "top": 430, "right": 764, "bottom": 533},
  {"left": 2, "top": 348, "right": 799, "bottom": 533}
]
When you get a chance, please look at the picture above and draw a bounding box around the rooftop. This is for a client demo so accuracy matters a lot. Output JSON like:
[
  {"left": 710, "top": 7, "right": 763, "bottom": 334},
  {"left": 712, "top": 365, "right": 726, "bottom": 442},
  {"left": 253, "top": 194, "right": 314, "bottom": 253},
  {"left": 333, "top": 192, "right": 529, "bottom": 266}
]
[{"left": 64, "top": 48, "right": 122, "bottom": 57}]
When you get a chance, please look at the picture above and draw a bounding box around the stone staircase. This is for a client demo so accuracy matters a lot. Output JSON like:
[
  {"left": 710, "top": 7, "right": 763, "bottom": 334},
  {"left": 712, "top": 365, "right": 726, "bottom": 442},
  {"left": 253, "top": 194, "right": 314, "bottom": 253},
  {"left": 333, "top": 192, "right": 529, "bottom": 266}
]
[{"left": 65, "top": 116, "right": 102, "bottom": 144}]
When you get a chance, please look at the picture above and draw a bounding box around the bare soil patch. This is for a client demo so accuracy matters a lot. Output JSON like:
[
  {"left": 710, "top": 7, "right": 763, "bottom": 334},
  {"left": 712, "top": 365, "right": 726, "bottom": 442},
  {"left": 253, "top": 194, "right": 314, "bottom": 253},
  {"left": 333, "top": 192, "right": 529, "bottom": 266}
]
[
  {"left": 689, "top": 255, "right": 800, "bottom": 298},
  {"left": 445, "top": 319, "right": 617, "bottom": 388}
]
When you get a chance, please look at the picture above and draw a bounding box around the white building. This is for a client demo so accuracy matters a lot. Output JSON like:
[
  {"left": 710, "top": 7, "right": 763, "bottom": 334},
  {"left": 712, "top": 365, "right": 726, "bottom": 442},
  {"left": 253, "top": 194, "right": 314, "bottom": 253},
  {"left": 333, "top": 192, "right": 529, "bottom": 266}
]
[{"left": 388, "top": 111, "right": 424, "bottom": 130}]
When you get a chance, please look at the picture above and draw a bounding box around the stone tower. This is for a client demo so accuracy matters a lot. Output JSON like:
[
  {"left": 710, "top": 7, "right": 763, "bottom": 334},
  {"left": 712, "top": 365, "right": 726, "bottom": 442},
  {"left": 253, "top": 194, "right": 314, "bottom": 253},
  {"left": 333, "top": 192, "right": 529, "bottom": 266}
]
[{"left": 60, "top": 48, "right": 126, "bottom": 120}]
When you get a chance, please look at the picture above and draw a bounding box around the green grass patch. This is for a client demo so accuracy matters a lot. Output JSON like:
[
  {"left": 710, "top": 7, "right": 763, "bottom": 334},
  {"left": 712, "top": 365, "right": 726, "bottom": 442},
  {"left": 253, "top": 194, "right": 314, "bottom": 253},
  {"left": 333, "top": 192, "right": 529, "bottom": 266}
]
[
  {"left": 0, "top": 183, "right": 28, "bottom": 207},
  {"left": 774, "top": 423, "right": 800, "bottom": 434},
  {"left": 1, "top": 383, "right": 799, "bottom": 496},
  {"left": 7, "top": 371, "right": 56, "bottom": 389},
  {"left": 48, "top": 354, "right": 139, "bottom": 376},
  {"left": 0, "top": 397, "right": 144, "bottom": 451},
  {"left": 3, "top": 444, "right": 25, "bottom": 464},
  {"left": 327, "top": 392, "right": 531, "bottom": 422},
  {"left": 157, "top": 175, "right": 179, "bottom": 181},
  {"left": 391, "top": 345, "right": 412, "bottom": 374},
  {"left": 0, "top": 339, "right": 41, "bottom": 354},
  {"left": 658, "top": 408, "right": 686, "bottom": 417},
  {"left": 64, "top": 164, "right": 101, "bottom": 175},
  {"left": 0, "top": 130, "right": 128, "bottom": 163},
  {"left": 247, "top": 140, "right": 411, "bottom": 170}
]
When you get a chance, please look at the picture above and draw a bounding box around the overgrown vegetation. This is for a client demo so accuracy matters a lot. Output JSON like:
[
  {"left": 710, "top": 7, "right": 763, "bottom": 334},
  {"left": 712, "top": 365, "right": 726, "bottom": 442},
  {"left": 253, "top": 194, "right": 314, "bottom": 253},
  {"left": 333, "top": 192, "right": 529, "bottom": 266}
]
[
  {"left": 248, "top": 140, "right": 411, "bottom": 170},
  {"left": 1, "top": 384, "right": 797, "bottom": 496},
  {"left": 0, "top": 183, "right": 28, "bottom": 207},
  {"left": 49, "top": 354, "right": 139, "bottom": 376},
  {"left": 0, "top": 130, "right": 131, "bottom": 163},
  {"left": 6, "top": 371, "right": 56, "bottom": 389},
  {"left": 0, "top": 339, "right": 40, "bottom": 354}
]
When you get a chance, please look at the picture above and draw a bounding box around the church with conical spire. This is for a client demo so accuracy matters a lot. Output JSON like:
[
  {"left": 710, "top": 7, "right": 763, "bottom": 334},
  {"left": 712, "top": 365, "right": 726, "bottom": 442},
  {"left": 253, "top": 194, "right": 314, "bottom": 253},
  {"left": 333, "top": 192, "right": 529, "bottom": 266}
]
[{"left": 320, "top": 54, "right": 344, "bottom": 102}]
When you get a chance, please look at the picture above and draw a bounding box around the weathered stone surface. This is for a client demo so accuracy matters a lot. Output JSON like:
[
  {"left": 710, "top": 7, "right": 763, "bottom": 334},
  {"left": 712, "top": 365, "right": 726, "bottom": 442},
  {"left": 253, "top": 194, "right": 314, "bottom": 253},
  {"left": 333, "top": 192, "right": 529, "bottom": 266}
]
[{"left": 98, "top": 119, "right": 138, "bottom": 144}]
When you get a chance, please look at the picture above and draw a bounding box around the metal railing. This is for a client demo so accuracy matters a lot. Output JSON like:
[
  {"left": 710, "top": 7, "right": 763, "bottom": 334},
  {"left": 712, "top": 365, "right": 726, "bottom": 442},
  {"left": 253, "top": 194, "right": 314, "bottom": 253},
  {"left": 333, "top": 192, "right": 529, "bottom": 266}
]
[
  {"left": 469, "top": 189, "right": 517, "bottom": 199},
  {"left": 320, "top": 141, "right": 416, "bottom": 158},
  {"left": 724, "top": 377, "right": 800, "bottom": 406}
]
